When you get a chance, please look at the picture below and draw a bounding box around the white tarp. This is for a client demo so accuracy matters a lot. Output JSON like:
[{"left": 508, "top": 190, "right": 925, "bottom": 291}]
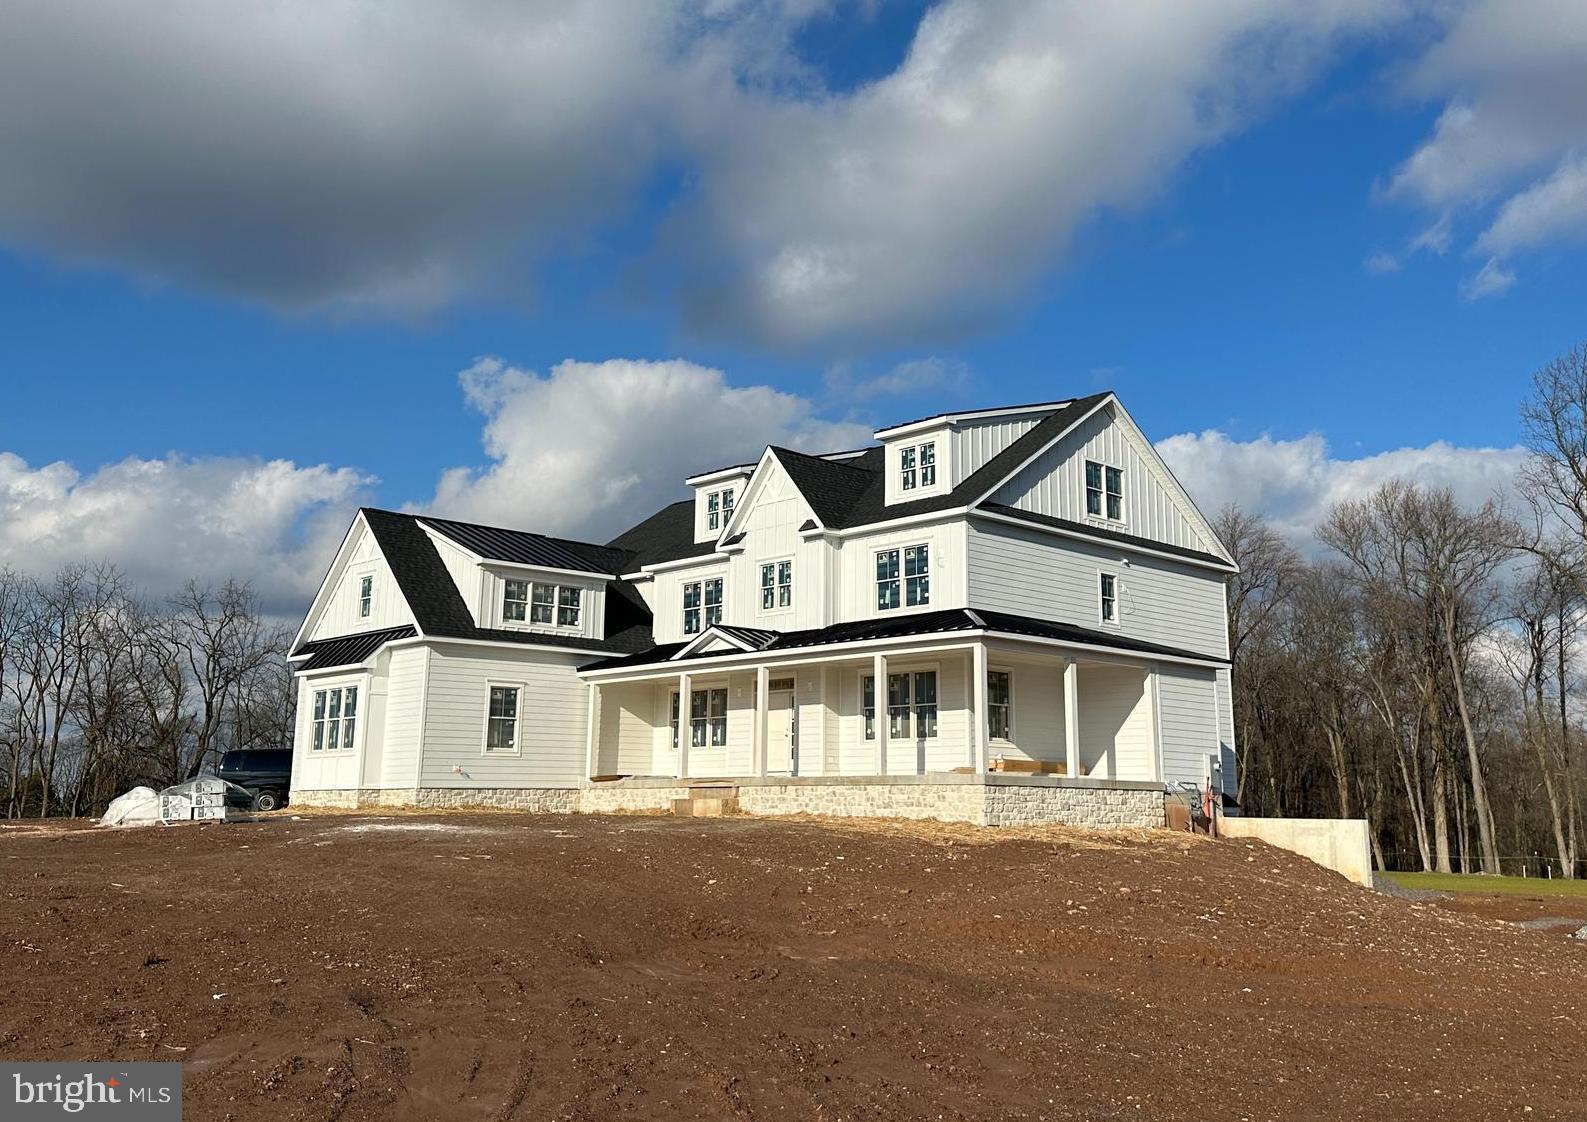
[{"left": 100, "top": 785, "right": 161, "bottom": 827}]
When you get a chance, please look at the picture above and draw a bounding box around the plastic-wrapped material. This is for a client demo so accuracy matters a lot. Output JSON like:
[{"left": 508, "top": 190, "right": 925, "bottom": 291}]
[
  {"left": 157, "top": 774, "right": 251, "bottom": 823},
  {"left": 100, "top": 786, "right": 161, "bottom": 827}
]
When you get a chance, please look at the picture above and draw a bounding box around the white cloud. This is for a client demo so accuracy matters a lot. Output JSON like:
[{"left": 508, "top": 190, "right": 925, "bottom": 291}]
[
  {"left": 1157, "top": 429, "right": 1527, "bottom": 552},
  {"left": 672, "top": 0, "right": 1410, "bottom": 346},
  {"left": 823, "top": 356, "right": 971, "bottom": 403},
  {"left": 1386, "top": 0, "right": 1587, "bottom": 293},
  {"left": 1363, "top": 249, "right": 1402, "bottom": 275},
  {"left": 0, "top": 0, "right": 685, "bottom": 314},
  {"left": 1459, "top": 256, "right": 1516, "bottom": 300},
  {"left": 426, "top": 357, "right": 874, "bottom": 539},
  {"left": 0, "top": 452, "right": 371, "bottom": 614}
]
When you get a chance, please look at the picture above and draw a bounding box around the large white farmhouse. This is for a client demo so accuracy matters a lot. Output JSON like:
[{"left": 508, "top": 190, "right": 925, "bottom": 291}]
[{"left": 288, "top": 392, "right": 1236, "bottom": 827}]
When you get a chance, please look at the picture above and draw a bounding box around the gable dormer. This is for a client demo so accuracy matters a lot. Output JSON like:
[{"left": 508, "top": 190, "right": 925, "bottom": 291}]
[
  {"left": 295, "top": 511, "right": 417, "bottom": 647},
  {"left": 685, "top": 464, "right": 753, "bottom": 544},
  {"left": 875, "top": 402, "right": 1064, "bottom": 506}
]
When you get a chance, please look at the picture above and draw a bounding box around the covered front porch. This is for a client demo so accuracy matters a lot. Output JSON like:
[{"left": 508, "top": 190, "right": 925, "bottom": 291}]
[{"left": 581, "top": 636, "right": 1166, "bottom": 785}]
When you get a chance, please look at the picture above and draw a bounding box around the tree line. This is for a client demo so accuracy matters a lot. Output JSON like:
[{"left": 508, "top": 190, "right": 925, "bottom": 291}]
[
  {"left": 1223, "top": 343, "right": 1587, "bottom": 877},
  {"left": 0, "top": 568, "right": 293, "bottom": 817}
]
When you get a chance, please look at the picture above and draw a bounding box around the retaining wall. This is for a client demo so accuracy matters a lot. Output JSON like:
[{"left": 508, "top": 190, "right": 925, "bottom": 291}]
[{"left": 1220, "top": 816, "right": 1374, "bottom": 887}]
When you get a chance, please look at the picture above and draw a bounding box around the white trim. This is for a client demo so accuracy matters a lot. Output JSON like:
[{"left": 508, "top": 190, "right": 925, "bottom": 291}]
[
  {"left": 874, "top": 541, "right": 932, "bottom": 614},
  {"left": 970, "top": 508, "right": 1238, "bottom": 574},
  {"left": 480, "top": 679, "right": 527, "bottom": 756},
  {"left": 757, "top": 556, "right": 795, "bottom": 615},
  {"left": 968, "top": 394, "right": 1113, "bottom": 508},
  {"left": 860, "top": 659, "right": 943, "bottom": 747},
  {"left": 1102, "top": 398, "right": 1237, "bottom": 568},
  {"left": 624, "top": 552, "right": 729, "bottom": 579},
  {"left": 386, "top": 635, "right": 615, "bottom": 658},
  {"left": 1083, "top": 457, "right": 1127, "bottom": 527},
  {"left": 987, "top": 664, "right": 1014, "bottom": 743},
  {"left": 1098, "top": 569, "right": 1121, "bottom": 628},
  {"left": 581, "top": 628, "right": 1225, "bottom": 682},
  {"left": 684, "top": 464, "right": 755, "bottom": 486},
  {"left": 305, "top": 674, "right": 369, "bottom": 757},
  {"left": 679, "top": 574, "right": 726, "bottom": 638},
  {"left": 874, "top": 401, "right": 1069, "bottom": 440},
  {"left": 673, "top": 625, "right": 760, "bottom": 659}
]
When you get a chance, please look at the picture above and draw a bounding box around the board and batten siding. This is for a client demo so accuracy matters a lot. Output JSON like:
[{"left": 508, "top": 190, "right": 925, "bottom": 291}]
[
  {"left": 948, "top": 415, "right": 1043, "bottom": 487},
  {"left": 418, "top": 644, "right": 590, "bottom": 788},
  {"left": 1156, "top": 665, "right": 1221, "bottom": 789},
  {"left": 966, "top": 521, "right": 1227, "bottom": 660},
  {"left": 305, "top": 521, "right": 415, "bottom": 642},
  {"left": 379, "top": 645, "right": 426, "bottom": 788},
  {"left": 427, "top": 531, "right": 484, "bottom": 625},
  {"left": 989, "top": 401, "right": 1219, "bottom": 559}
]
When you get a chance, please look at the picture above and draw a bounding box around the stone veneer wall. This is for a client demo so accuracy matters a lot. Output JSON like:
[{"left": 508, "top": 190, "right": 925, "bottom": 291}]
[{"left": 294, "top": 780, "right": 1166, "bottom": 829}]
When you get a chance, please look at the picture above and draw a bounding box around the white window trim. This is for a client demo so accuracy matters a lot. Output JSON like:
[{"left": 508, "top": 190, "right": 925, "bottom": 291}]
[
  {"left": 306, "top": 676, "right": 368, "bottom": 756},
  {"left": 859, "top": 661, "right": 943, "bottom": 742},
  {"left": 1098, "top": 570, "right": 1121, "bottom": 628},
  {"left": 898, "top": 440, "right": 941, "bottom": 493},
  {"left": 1084, "top": 458, "right": 1126, "bottom": 525},
  {"left": 498, "top": 576, "right": 584, "bottom": 632},
  {"left": 987, "top": 666, "right": 1014, "bottom": 742},
  {"left": 481, "top": 679, "right": 527, "bottom": 756},
  {"left": 758, "top": 557, "right": 794, "bottom": 614},
  {"left": 705, "top": 487, "right": 736, "bottom": 532},
  {"left": 356, "top": 571, "right": 374, "bottom": 620},
  {"left": 681, "top": 576, "right": 725, "bottom": 636},
  {"left": 670, "top": 685, "right": 730, "bottom": 751},
  {"left": 874, "top": 542, "right": 932, "bottom": 613}
]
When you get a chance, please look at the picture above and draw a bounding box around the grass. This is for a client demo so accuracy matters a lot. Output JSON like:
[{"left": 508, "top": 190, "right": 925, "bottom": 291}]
[{"left": 1386, "top": 871, "right": 1587, "bottom": 897}]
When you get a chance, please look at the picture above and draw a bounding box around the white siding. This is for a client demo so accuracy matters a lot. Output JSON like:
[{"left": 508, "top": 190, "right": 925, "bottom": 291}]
[
  {"left": 305, "top": 521, "right": 415, "bottom": 641},
  {"left": 1077, "top": 665, "right": 1154, "bottom": 780},
  {"left": 949, "top": 415, "right": 1043, "bottom": 486},
  {"left": 986, "top": 654, "right": 1066, "bottom": 767},
  {"left": 693, "top": 470, "right": 752, "bottom": 543},
  {"left": 380, "top": 645, "right": 426, "bottom": 788},
  {"left": 478, "top": 567, "right": 606, "bottom": 642},
  {"left": 428, "top": 532, "right": 483, "bottom": 626},
  {"left": 1157, "top": 665, "right": 1220, "bottom": 788},
  {"left": 597, "top": 680, "right": 661, "bottom": 776},
  {"left": 419, "top": 644, "right": 589, "bottom": 788},
  {"left": 883, "top": 423, "right": 952, "bottom": 506},
  {"left": 290, "top": 670, "right": 372, "bottom": 792},
  {"left": 989, "top": 401, "right": 1220, "bottom": 558},
  {"left": 834, "top": 519, "right": 967, "bottom": 621},
  {"left": 1216, "top": 666, "right": 1237, "bottom": 796},
  {"left": 966, "top": 521, "right": 1227, "bottom": 659}
]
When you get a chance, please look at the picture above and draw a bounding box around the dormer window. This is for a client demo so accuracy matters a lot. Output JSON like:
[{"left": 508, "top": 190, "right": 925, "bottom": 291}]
[
  {"left": 899, "top": 442, "right": 936, "bottom": 491},
  {"left": 706, "top": 488, "right": 736, "bottom": 531},
  {"left": 1085, "top": 461, "right": 1124, "bottom": 521},
  {"left": 504, "top": 579, "right": 581, "bottom": 629},
  {"left": 503, "top": 579, "right": 530, "bottom": 621},
  {"left": 358, "top": 574, "right": 373, "bottom": 618}
]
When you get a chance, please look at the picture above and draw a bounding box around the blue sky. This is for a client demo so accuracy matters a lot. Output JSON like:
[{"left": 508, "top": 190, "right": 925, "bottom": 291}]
[{"left": 1, "top": 1, "right": 1582, "bottom": 610}]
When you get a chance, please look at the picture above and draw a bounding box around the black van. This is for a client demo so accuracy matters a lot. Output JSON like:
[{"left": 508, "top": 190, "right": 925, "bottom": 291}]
[{"left": 217, "top": 748, "right": 294, "bottom": 811}]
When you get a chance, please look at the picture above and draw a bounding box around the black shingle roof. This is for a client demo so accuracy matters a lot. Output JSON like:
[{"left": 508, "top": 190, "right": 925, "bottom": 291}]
[
  {"left": 579, "top": 606, "right": 1225, "bottom": 673},
  {"left": 420, "top": 516, "right": 627, "bottom": 575},
  {"left": 604, "top": 500, "right": 722, "bottom": 570},
  {"left": 292, "top": 625, "right": 417, "bottom": 671},
  {"left": 977, "top": 504, "right": 1234, "bottom": 569}
]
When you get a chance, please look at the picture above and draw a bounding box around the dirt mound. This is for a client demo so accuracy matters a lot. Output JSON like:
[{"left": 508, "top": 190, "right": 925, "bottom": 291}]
[{"left": 2, "top": 812, "right": 1583, "bottom": 1120}]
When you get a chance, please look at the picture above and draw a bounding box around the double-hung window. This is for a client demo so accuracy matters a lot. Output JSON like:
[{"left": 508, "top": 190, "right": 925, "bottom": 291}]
[
  {"left": 503, "top": 579, "right": 530, "bottom": 622},
  {"left": 357, "top": 575, "right": 373, "bottom": 619},
  {"left": 682, "top": 578, "right": 723, "bottom": 635},
  {"left": 863, "top": 671, "right": 938, "bottom": 740},
  {"left": 706, "top": 488, "right": 736, "bottom": 531},
  {"left": 899, "top": 441, "right": 937, "bottom": 491},
  {"left": 1085, "top": 460, "right": 1124, "bottom": 521},
  {"left": 504, "top": 580, "right": 581, "bottom": 628},
  {"left": 671, "top": 688, "right": 728, "bottom": 748},
  {"left": 485, "top": 685, "right": 519, "bottom": 751},
  {"left": 876, "top": 545, "right": 929, "bottom": 610},
  {"left": 1100, "top": 572, "right": 1118, "bottom": 624},
  {"left": 760, "top": 560, "right": 792, "bottom": 610},
  {"left": 310, "top": 685, "right": 358, "bottom": 752},
  {"left": 987, "top": 671, "right": 1012, "bottom": 740}
]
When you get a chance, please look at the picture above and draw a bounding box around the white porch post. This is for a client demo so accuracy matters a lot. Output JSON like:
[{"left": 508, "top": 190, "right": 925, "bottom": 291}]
[
  {"left": 755, "top": 664, "right": 770, "bottom": 777},
  {"left": 970, "top": 643, "right": 989, "bottom": 773},
  {"left": 584, "top": 683, "right": 600, "bottom": 780},
  {"left": 1149, "top": 665, "right": 1165, "bottom": 781},
  {"left": 1063, "top": 657, "right": 1080, "bottom": 779},
  {"left": 873, "top": 652, "right": 888, "bottom": 775},
  {"left": 677, "top": 671, "right": 692, "bottom": 780}
]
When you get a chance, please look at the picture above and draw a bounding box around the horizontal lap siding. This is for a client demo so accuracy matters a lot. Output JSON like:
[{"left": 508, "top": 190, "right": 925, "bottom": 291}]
[
  {"left": 1077, "top": 665, "right": 1153, "bottom": 780},
  {"left": 420, "top": 646, "right": 587, "bottom": 788},
  {"left": 966, "top": 522, "right": 1227, "bottom": 660},
  {"left": 989, "top": 655, "right": 1064, "bottom": 765},
  {"left": 379, "top": 646, "right": 425, "bottom": 787},
  {"left": 1157, "top": 666, "right": 1219, "bottom": 788}
]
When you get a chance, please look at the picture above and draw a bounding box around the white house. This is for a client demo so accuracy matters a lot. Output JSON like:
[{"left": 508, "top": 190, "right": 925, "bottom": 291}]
[{"left": 287, "top": 392, "right": 1237, "bottom": 827}]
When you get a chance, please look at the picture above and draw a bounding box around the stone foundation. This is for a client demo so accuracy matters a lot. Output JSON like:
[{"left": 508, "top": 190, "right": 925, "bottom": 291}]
[{"left": 294, "top": 775, "right": 1166, "bottom": 829}]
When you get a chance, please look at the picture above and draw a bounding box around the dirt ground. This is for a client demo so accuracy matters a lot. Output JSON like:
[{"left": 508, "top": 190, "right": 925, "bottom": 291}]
[{"left": 2, "top": 812, "right": 1585, "bottom": 1121}]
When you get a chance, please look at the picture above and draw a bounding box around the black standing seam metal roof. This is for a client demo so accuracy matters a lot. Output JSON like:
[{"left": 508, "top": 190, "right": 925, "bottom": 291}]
[
  {"left": 577, "top": 607, "right": 1226, "bottom": 673},
  {"left": 419, "top": 515, "right": 627, "bottom": 574},
  {"left": 292, "top": 625, "right": 417, "bottom": 671}
]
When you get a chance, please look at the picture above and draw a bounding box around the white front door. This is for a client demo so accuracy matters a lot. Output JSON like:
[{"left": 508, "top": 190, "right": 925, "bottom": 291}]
[{"left": 766, "top": 689, "right": 796, "bottom": 774}]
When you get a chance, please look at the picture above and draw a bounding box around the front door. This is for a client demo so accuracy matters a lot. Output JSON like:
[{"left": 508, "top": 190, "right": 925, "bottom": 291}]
[{"left": 766, "top": 689, "right": 796, "bottom": 774}]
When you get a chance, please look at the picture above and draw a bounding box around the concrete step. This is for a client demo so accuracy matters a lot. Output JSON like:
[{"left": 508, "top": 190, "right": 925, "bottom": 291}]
[{"left": 673, "top": 786, "right": 741, "bottom": 817}]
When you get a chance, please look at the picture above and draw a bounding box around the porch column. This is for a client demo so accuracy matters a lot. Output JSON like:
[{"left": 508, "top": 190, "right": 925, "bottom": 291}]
[
  {"left": 677, "top": 671, "right": 692, "bottom": 780},
  {"left": 970, "top": 643, "right": 989, "bottom": 773},
  {"left": 872, "top": 652, "right": 888, "bottom": 775},
  {"left": 754, "top": 664, "right": 770, "bottom": 777},
  {"left": 1063, "top": 657, "right": 1080, "bottom": 779},
  {"left": 584, "top": 683, "right": 600, "bottom": 780}
]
